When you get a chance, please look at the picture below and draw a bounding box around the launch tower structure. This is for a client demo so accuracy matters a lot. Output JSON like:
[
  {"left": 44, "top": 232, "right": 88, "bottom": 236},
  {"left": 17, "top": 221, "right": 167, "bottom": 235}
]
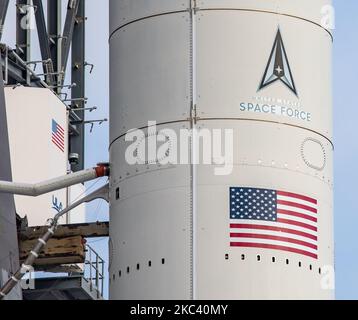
[{"left": 0, "top": 0, "right": 91, "bottom": 300}]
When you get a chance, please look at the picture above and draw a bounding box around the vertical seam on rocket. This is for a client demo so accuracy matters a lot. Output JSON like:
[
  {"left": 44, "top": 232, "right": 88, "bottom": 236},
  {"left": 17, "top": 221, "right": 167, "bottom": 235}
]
[{"left": 189, "top": 0, "right": 198, "bottom": 301}]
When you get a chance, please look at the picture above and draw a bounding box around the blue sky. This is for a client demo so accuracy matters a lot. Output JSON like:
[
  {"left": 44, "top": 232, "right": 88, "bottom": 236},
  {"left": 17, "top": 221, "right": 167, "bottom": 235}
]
[
  {"left": 82, "top": 0, "right": 110, "bottom": 298},
  {"left": 2, "top": 0, "right": 357, "bottom": 300},
  {"left": 82, "top": 0, "right": 110, "bottom": 175},
  {"left": 332, "top": 0, "right": 358, "bottom": 300}
]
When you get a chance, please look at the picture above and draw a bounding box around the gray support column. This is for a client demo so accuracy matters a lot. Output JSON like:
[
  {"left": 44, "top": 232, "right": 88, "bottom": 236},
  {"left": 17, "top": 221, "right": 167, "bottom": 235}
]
[
  {"left": 47, "top": 0, "right": 62, "bottom": 91},
  {"left": 60, "top": 0, "right": 80, "bottom": 84},
  {"left": 0, "top": 0, "right": 10, "bottom": 41},
  {"left": 70, "top": 0, "right": 86, "bottom": 172},
  {"left": 33, "top": 0, "right": 55, "bottom": 85},
  {"left": 16, "top": 0, "right": 31, "bottom": 83}
]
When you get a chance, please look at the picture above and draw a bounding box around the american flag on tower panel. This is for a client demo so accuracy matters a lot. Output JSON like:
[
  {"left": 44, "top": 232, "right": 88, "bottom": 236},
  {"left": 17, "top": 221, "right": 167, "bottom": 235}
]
[
  {"left": 51, "top": 119, "right": 65, "bottom": 153},
  {"left": 229, "top": 187, "right": 318, "bottom": 259}
]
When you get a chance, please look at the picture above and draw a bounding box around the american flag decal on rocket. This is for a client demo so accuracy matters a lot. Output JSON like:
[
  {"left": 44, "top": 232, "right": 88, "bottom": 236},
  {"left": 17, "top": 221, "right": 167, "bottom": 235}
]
[
  {"left": 51, "top": 119, "right": 65, "bottom": 153},
  {"left": 230, "top": 187, "right": 318, "bottom": 259}
]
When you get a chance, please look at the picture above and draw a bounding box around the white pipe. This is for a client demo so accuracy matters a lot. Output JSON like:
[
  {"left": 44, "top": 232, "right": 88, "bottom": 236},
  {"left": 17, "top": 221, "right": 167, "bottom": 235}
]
[{"left": 0, "top": 165, "right": 109, "bottom": 197}]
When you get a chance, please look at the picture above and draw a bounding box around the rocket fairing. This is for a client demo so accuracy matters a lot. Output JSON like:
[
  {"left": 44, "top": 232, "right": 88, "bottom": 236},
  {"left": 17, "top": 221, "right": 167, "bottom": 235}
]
[{"left": 109, "top": 0, "right": 334, "bottom": 300}]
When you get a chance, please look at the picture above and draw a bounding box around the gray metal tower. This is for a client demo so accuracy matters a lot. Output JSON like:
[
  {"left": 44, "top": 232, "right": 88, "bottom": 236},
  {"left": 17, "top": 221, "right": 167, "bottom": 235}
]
[
  {"left": 0, "top": 71, "right": 22, "bottom": 300},
  {"left": 0, "top": 0, "right": 108, "bottom": 300}
]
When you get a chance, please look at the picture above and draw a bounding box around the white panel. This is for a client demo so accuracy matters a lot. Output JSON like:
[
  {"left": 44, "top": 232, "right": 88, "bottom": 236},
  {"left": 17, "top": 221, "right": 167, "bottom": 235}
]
[
  {"left": 195, "top": 120, "right": 333, "bottom": 184},
  {"left": 196, "top": 11, "right": 333, "bottom": 140},
  {"left": 194, "top": 120, "right": 333, "bottom": 299},
  {"left": 110, "top": 122, "right": 191, "bottom": 184},
  {"left": 196, "top": 165, "right": 333, "bottom": 299},
  {"left": 67, "top": 184, "right": 86, "bottom": 224},
  {"left": 109, "top": 0, "right": 189, "bottom": 34},
  {"left": 109, "top": 123, "right": 192, "bottom": 299},
  {"left": 109, "top": 124, "right": 192, "bottom": 299},
  {"left": 197, "top": 0, "right": 332, "bottom": 27},
  {"left": 109, "top": 169, "right": 192, "bottom": 300},
  {"left": 110, "top": 13, "right": 191, "bottom": 141},
  {"left": 5, "top": 87, "right": 68, "bottom": 227}
]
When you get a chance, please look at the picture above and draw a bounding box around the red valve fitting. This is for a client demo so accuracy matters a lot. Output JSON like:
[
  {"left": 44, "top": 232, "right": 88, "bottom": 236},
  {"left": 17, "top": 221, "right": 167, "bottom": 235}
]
[{"left": 95, "top": 163, "right": 110, "bottom": 177}]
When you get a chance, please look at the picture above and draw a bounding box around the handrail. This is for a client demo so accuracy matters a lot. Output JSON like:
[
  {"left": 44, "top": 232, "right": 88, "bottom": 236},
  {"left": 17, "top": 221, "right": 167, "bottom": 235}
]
[{"left": 84, "top": 243, "right": 105, "bottom": 298}]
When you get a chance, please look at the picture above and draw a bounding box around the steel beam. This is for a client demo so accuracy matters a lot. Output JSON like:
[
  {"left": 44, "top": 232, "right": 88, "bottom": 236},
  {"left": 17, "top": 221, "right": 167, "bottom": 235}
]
[
  {"left": 0, "top": 51, "right": 26, "bottom": 84},
  {"left": 19, "top": 221, "right": 109, "bottom": 241},
  {"left": 60, "top": 0, "right": 80, "bottom": 84},
  {"left": 1, "top": 45, "right": 49, "bottom": 87},
  {"left": 70, "top": 0, "right": 86, "bottom": 172},
  {"left": 47, "top": 0, "right": 62, "bottom": 90},
  {"left": 0, "top": 0, "right": 10, "bottom": 41},
  {"left": 32, "top": 0, "right": 55, "bottom": 85},
  {"left": 16, "top": 0, "right": 31, "bottom": 83}
]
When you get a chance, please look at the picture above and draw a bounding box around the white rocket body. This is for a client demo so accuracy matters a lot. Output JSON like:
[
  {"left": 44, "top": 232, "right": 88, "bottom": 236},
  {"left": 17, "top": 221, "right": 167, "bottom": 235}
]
[{"left": 109, "top": 0, "right": 334, "bottom": 300}]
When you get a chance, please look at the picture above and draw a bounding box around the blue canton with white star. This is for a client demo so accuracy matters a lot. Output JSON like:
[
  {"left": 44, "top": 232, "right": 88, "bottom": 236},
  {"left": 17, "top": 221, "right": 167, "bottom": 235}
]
[{"left": 230, "top": 187, "right": 278, "bottom": 222}]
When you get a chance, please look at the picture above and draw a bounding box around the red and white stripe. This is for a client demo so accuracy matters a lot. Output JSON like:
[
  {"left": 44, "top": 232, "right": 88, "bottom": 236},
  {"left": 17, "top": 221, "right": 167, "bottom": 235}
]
[
  {"left": 230, "top": 191, "right": 318, "bottom": 259},
  {"left": 52, "top": 123, "right": 65, "bottom": 152}
]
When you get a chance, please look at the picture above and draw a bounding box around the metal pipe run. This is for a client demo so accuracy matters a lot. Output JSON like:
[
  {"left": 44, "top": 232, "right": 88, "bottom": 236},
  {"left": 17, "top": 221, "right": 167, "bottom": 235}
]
[{"left": 0, "top": 163, "right": 109, "bottom": 197}]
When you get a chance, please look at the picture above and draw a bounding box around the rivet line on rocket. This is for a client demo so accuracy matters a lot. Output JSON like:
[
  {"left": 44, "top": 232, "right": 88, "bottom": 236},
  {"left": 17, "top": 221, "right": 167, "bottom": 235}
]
[
  {"left": 198, "top": 117, "right": 335, "bottom": 149},
  {"left": 108, "top": 10, "right": 190, "bottom": 42},
  {"left": 197, "top": 8, "right": 333, "bottom": 41},
  {"left": 108, "top": 118, "right": 334, "bottom": 151},
  {"left": 108, "top": 8, "right": 333, "bottom": 43},
  {"left": 189, "top": 0, "right": 198, "bottom": 301}
]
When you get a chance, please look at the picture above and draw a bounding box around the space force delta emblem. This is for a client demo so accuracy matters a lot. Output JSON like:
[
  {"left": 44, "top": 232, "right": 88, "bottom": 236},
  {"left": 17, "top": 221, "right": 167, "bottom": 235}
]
[{"left": 259, "top": 28, "right": 298, "bottom": 96}]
